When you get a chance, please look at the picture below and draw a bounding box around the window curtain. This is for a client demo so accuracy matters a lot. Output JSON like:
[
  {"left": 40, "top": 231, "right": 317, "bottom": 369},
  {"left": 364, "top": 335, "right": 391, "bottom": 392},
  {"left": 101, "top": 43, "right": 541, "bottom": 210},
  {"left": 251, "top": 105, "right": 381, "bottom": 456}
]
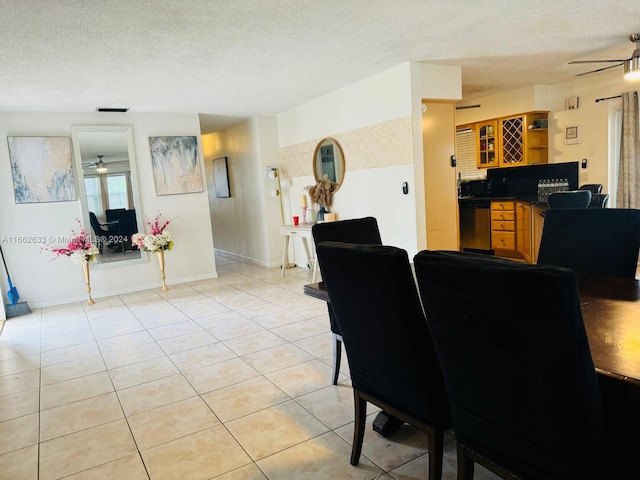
[
  {"left": 125, "top": 171, "right": 134, "bottom": 209},
  {"left": 99, "top": 174, "right": 110, "bottom": 215},
  {"left": 617, "top": 91, "right": 640, "bottom": 208}
]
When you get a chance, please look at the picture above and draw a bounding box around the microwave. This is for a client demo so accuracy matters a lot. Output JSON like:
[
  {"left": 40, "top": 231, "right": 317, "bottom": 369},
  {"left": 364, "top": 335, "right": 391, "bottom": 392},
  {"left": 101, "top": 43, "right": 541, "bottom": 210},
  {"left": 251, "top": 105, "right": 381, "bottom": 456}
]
[{"left": 461, "top": 179, "right": 492, "bottom": 198}]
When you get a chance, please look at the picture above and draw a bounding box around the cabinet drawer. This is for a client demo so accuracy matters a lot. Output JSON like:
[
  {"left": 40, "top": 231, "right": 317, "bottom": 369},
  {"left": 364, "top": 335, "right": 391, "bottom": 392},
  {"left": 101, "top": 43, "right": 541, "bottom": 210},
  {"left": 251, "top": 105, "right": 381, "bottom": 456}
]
[
  {"left": 492, "top": 231, "right": 516, "bottom": 250},
  {"left": 491, "top": 210, "right": 515, "bottom": 221},
  {"left": 492, "top": 220, "right": 515, "bottom": 231},
  {"left": 491, "top": 201, "right": 515, "bottom": 211}
]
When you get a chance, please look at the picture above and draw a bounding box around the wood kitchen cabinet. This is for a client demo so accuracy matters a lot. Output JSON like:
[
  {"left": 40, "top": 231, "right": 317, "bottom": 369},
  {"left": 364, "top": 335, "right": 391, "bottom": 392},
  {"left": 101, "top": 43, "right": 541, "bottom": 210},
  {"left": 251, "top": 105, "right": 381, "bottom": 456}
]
[
  {"left": 491, "top": 201, "right": 516, "bottom": 251},
  {"left": 514, "top": 202, "right": 548, "bottom": 263},
  {"left": 476, "top": 111, "right": 548, "bottom": 168},
  {"left": 476, "top": 120, "right": 498, "bottom": 168},
  {"left": 516, "top": 201, "right": 532, "bottom": 262}
]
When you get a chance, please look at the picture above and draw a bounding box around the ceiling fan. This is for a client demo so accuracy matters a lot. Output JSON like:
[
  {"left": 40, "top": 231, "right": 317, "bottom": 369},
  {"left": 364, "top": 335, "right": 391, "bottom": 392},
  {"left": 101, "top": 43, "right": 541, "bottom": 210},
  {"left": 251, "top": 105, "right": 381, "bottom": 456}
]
[
  {"left": 86, "top": 155, "right": 108, "bottom": 173},
  {"left": 569, "top": 34, "right": 640, "bottom": 79}
]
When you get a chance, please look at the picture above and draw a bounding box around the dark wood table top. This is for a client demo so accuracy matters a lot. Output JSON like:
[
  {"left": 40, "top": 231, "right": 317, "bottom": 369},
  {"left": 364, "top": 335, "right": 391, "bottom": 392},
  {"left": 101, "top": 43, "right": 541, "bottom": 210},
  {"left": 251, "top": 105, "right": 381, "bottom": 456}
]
[
  {"left": 304, "top": 276, "right": 640, "bottom": 387},
  {"left": 303, "top": 282, "right": 328, "bottom": 302},
  {"left": 578, "top": 275, "right": 640, "bottom": 386}
]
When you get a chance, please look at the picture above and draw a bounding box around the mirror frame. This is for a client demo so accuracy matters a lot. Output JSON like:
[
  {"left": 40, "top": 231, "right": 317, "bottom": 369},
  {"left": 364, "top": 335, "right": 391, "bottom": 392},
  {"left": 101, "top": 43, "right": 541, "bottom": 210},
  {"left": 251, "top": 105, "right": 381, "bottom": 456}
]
[
  {"left": 312, "top": 137, "right": 345, "bottom": 192},
  {"left": 71, "top": 125, "right": 147, "bottom": 269}
]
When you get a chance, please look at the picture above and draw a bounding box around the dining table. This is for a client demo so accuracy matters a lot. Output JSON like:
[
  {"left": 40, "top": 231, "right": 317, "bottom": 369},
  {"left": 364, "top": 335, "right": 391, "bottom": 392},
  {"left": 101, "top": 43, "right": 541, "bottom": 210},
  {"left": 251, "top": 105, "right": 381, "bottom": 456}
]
[
  {"left": 305, "top": 274, "right": 640, "bottom": 474},
  {"left": 306, "top": 275, "right": 640, "bottom": 392}
]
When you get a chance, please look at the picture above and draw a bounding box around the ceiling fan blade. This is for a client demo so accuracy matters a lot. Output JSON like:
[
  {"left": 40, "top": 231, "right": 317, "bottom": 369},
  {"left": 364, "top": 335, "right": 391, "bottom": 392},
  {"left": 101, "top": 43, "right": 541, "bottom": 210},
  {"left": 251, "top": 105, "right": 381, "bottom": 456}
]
[
  {"left": 569, "top": 59, "right": 626, "bottom": 64},
  {"left": 574, "top": 63, "right": 623, "bottom": 76}
]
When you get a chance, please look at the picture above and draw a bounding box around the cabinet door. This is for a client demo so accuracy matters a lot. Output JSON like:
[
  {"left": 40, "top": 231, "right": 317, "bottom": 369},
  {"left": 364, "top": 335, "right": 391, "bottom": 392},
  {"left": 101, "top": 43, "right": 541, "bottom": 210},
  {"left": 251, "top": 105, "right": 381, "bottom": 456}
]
[
  {"left": 516, "top": 202, "right": 532, "bottom": 262},
  {"left": 499, "top": 116, "right": 524, "bottom": 167},
  {"left": 476, "top": 120, "right": 498, "bottom": 168}
]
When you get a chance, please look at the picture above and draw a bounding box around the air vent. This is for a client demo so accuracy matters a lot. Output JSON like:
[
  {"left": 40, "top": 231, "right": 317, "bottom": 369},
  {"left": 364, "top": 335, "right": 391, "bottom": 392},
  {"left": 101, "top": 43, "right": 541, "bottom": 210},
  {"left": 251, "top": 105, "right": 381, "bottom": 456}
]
[{"left": 95, "top": 107, "right": 129, "bottom": 113}]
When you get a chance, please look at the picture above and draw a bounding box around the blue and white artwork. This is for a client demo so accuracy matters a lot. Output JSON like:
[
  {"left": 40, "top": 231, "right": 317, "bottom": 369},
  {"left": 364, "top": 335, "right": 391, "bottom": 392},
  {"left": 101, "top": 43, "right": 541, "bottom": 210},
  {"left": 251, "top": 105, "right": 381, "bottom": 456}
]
[
  {"left": 8, "top": 136, "right": 76, "bottom": 204},
  {"left": 149, "top": 136, "right": 203, "bottom": 195}
]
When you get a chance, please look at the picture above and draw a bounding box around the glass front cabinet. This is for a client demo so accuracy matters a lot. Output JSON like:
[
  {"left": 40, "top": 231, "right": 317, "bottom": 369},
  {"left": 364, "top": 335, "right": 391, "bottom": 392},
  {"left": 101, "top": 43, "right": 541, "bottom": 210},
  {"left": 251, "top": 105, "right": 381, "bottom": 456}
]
[
  {"left": 476, "top": 120, "right": 498, "bottom": 168},
  {"left": 475, "top": 111, "right": 548, "bottom": 169}
]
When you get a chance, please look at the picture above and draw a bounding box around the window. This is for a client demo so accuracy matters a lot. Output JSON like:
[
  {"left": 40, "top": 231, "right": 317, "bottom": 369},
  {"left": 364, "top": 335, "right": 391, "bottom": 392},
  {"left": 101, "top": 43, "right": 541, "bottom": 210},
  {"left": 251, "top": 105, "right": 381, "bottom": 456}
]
[
  {"left": 106, "top": 174, "right": 128, "bottom": 209},
  {"left": 84, "top": 176, "right": 102, "bottom": 216}
]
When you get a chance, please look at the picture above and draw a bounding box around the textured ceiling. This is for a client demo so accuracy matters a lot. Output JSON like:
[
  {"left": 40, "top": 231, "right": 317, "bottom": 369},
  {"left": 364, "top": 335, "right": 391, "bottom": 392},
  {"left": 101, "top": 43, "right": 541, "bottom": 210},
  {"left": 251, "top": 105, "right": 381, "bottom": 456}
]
[{"left": 1, "top": 1, "right": 640, "bottom": 133}]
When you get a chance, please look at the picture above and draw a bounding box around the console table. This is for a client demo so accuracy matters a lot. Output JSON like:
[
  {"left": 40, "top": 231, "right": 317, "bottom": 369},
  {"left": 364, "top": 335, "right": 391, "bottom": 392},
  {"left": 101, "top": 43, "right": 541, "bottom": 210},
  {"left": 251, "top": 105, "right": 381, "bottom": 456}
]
[{"left": 279, "top": 224, "right": 318, "bottom": 282}]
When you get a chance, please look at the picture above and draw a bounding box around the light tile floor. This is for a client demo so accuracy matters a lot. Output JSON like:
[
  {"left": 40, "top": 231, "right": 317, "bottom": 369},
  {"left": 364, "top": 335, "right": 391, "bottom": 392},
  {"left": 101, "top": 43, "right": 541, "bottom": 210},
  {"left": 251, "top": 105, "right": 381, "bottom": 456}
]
[{"left": 0, "top": 252, "right": 499, "bottom": 480}]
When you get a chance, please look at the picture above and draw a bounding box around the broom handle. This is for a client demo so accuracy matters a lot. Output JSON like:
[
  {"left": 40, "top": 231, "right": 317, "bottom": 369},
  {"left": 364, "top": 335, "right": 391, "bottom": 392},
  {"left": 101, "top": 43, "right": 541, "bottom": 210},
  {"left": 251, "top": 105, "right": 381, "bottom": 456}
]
[{"left": 0, "top": 244, "right": 12, "bottom": 280}]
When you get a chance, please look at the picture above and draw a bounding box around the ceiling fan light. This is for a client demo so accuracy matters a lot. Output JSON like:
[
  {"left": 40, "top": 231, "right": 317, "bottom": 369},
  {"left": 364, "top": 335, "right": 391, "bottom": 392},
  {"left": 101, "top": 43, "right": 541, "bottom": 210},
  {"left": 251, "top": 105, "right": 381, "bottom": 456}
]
[
  {"left": 96, "top": 159, "right": 108, "bottom": 174},
  {"left": 624, "top": 56, "right": 640, "bottom": 80}
]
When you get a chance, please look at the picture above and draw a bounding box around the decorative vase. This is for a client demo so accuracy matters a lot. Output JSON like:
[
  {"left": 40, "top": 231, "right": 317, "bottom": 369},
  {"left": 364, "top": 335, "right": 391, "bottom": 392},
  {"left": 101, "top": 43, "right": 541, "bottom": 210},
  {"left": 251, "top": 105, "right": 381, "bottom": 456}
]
[
  {"left": 317, "top": 206, "right": 328, "bottom": 223},
  {"left": 156, "top": 249, "right": 169, "bottom": 291},
  {"left": 82, "top": 262, "right": 95, "bottom": 305}
]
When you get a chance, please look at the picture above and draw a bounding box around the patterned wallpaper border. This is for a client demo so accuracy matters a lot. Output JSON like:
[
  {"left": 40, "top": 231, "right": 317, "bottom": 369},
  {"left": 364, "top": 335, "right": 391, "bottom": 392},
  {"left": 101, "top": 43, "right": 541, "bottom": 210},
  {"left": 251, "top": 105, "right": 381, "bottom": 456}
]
[{"left": 279, "top": 116, "right": 413, "bottom": 178}]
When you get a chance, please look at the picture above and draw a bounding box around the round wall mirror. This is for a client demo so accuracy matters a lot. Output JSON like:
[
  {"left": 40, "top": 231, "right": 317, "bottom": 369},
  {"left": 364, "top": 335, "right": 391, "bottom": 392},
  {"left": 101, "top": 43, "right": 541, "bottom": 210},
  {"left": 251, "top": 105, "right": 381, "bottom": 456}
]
[{"left": 313, "top": 137, "right": 345, "bottom": 192}]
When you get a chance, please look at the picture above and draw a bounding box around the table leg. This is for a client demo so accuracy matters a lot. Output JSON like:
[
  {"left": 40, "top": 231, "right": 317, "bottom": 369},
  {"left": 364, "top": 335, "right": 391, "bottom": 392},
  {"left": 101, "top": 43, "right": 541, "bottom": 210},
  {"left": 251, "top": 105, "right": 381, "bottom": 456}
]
[
  {"left": 312, "top": 257, "right": 318, "bottom": 283},
  {"left": 281, "top": 235, "right": 290, "bottom": 277},
  {"left": 302, "top": 238, "right": 313, "bottom": 271}
]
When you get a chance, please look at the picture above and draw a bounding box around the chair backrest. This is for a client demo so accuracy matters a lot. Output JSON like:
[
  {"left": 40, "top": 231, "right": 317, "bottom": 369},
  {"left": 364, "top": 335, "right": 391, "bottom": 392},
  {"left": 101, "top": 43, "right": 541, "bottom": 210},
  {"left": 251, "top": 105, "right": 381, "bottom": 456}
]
[
  {"left": 88, "top": 211, "right": 106, "bottom": 236},
  {"left": 579, "top": 183, "right": 603, "bottom": 194},
  {"left": 117, "top": 209, "right": 138, "bottom": 238},
  {"left": 589, "top": 193, "right": 609, "bottom": 208},
  {"left": 316, "top": 242, "right": 451, "bottom": 429},
  {"left": 106, "top": 208, "right": 126, "bottom": 222},
  {"left": 312, "top": 216, "right": 382, "bottom": 248},
  {"left": 547, "top": 189, "right": 591, "bottom": 208},
  {"left": 538, "top": 208, "right": 640, "bottom": 278},
  {"left": 413, "top": 250, "right": 609, "bottom": 479},
  {"left": 312, "top": 217, "right": 383, "bottom": 336}
]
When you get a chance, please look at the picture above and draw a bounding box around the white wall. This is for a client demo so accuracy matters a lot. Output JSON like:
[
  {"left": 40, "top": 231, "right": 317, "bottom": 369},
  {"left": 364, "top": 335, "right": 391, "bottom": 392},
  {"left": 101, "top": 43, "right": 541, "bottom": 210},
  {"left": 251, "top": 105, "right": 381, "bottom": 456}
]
[
  {"left": 278, "top": 61, "right": 462, "bottom": 262},
  {"left": 0, "top": 111, "right": 216, "bottom": 308},
  {"left": 278, "top": 64, "right": 414, "bottom": 263},
  {"left": 202, "top": 115, "right": 282, "bottom": 266}
]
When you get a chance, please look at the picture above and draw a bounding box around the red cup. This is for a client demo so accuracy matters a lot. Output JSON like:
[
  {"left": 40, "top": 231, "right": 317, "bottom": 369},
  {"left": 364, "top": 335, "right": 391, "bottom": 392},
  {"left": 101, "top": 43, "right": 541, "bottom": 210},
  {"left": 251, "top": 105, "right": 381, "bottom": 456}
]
[{"left": 293, "top": 216, "right": 299, "bottom": 225}]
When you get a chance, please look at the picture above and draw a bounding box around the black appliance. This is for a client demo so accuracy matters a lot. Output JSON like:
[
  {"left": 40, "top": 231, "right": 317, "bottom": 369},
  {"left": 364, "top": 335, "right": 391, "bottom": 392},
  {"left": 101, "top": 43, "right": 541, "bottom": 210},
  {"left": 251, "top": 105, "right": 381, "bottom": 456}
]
[
  {"left": 460, "top": 179, "right": 492, "bottom": 198},
  {"left": 459, "top": 197, "right": 492, "bottom": 253}
]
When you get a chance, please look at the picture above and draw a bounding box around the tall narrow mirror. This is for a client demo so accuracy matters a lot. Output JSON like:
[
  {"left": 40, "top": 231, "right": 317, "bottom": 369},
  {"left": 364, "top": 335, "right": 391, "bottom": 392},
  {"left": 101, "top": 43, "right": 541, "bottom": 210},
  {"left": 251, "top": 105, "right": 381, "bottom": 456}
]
[{"left": 71, "top": 125, "right": 146, "bottom": 268}]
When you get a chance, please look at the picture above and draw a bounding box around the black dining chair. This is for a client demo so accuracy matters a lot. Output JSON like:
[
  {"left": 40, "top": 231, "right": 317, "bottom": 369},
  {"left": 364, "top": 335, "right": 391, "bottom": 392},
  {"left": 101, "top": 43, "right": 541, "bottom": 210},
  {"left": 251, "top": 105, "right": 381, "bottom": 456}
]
[
  {"left": 537, "top": 208, "right": 640, "bottom": 278},
  {"left": 115, "top": 209, "right": 139, "bottom": 254},
  {"left": 312, "top": 217, "right": 382, "bottom": 385},
  {"left": 588, "top": 192, "right": 610, "bottom": 208},
  {"left": 547, "top": 189, "right": 591, "bottom": 208},
  {"left": 414, "top": 250, "right": 610, "bottom": 480},
  {"left": 105, "top": 208, "right": 126, "bottom": 225},
  {"left": 579, "top": 183, "right": 603, "bottom": 194},
  {"left": 316, "top": 242, "right": 451, "bottom": 480},
  {"left": 89, "top": 211, "right": 110, "bottom": 253}
]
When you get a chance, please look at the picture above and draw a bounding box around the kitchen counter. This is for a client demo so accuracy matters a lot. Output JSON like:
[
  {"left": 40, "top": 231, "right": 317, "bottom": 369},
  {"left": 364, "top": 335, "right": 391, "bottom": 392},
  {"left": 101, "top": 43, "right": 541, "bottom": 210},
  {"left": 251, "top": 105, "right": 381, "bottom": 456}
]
[{"left": 459, "top": 195, "right": 548, "bottom": 206}]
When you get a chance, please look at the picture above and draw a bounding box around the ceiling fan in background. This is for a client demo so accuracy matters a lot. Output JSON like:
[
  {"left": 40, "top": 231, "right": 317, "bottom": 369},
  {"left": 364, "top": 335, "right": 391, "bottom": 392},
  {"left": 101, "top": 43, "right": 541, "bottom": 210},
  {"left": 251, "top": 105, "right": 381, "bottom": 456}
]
[
  {"left": 86, "top": 155, "right": 108, "bottom": 173},
  {"left": 569, "top": 34, "right": 640, "bottom": 79}
]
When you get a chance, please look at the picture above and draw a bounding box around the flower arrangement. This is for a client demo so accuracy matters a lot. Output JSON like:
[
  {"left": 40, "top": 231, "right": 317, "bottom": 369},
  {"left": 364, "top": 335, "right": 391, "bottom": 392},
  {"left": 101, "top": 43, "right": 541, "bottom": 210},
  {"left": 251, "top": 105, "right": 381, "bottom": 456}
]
[
  {"left": 46, "top": 219, "right": 99, "bottom": 265},
  {"left": 305, "top": 174, "right": 338, "bottom": 208},
  {"left": 132, "top": 212, "right": 174, "bottom": 253}
]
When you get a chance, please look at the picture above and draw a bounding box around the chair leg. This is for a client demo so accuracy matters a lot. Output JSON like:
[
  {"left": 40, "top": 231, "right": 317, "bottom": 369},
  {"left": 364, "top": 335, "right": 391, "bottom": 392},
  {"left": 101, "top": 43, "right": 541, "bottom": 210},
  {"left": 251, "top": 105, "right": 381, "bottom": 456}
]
[
  {"left": 425, "top": 428, "right": 445, "bottom": 480},
  {"left": 350, "top": 390, "right": 367, "bottom": 466},
  {"left": 332, "top": 333, "right": 342, "bottom": 385},
  {"left": 456, "top": 442, "right": 474, "bottom": 480}
]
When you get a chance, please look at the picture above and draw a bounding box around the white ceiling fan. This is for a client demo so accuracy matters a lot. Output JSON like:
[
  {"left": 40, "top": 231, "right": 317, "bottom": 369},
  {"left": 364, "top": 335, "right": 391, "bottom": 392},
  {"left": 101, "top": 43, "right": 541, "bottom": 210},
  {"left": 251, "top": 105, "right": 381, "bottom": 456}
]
[{"left": 569, "top": 34, "right": 640, "bottom": 79}]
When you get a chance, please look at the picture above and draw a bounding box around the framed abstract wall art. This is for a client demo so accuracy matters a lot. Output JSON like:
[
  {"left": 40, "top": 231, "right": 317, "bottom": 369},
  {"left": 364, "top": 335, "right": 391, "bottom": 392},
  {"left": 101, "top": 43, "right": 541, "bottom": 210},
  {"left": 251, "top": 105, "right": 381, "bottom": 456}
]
[
  {"left": 149, "top": 136, "right": 203, "bottom": 195},
  {"left": 212, "top": 156, "right": 231, "bottom": 198},
  {"left": 7, "top": 136, "right": 76, "bottom": 204}
]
